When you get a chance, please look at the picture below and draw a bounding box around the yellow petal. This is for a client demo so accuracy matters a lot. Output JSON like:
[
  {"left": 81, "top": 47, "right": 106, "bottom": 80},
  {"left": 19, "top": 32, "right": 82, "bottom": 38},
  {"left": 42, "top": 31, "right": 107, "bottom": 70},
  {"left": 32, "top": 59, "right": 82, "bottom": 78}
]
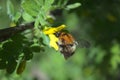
[
  {"left": 43, "top": 25, "right": 66, "bottom": 34},
  {"left": 49, "top": 34, "right": 59, "bottom": 50}
]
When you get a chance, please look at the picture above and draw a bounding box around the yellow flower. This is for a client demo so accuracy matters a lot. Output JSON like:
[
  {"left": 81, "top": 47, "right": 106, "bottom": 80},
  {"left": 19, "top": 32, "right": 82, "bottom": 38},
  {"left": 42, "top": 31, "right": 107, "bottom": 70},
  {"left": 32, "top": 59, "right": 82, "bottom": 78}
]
[{"left": 43, "top": 25, "right": 66, "bottom": 50}]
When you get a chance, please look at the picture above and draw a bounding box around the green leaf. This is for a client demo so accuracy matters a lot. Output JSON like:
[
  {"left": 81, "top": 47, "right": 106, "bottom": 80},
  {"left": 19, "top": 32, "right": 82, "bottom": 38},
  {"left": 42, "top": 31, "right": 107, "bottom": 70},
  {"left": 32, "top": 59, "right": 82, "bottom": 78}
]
[
  {"left": 25, "top": 53, "right": 33, "bottom": 61},
  {"left": 34, "top": 0, "right": 44, "bottom": 6},
  {"left": 30, "top": 44, "right": 41, "bottom": 52},
  {"left": 35, "top": 12, "right": 47, "bottom": 27},
  {"left": 0, "top": 61, "right": 7, "bottom": 69},
  {"left": 45, "top": 0, "right": 54, "bottom": 6},
  {"left": 35, "top": 18, "right": 40, "bottom": 28},
  {"left": 38, "top": 13, "right": 47, "bottom": 26},
  {"left": 41, "top": 33, "right": 50, "bottom": 46},
  {"left": 23, "top": 47, "right": 33, "bottom": 60},
  {"left": 111, "top": 43, "right": 120, "bottom": 54},
  {"left": 44, "top": 0, "right": 54, "bottom": 13},
  {"left": 66, "top": 3, "right": 81, "bottom": 10},
  {"left": 11, "top": 34, "right": 27, "bottom": 43},
  {"left": 0, "top": 50, "right": 8, "bottom": 61},
  {"left": 16, "top": 60, "right": 26, "bottom": 74},
  {"left": 62, "top": 0, "right": 68, "bottom": 7},
  {"left": 14, "top": 12, "right": 21, "bottom": 22},
  {"left": 7, "top": 0, "right": 15, "bottom": 19},
  {"left": 2, "top": 41, "right": 23, "bottom": 56},
  {"left": 22, "top": 0, "right": 40, "bottom": 17},
  {"left": 6, "top": 58, "right": 17, "bottom": 74},
  {"left": 22, "top": 12, "right": 34, "bottom": 22},
  {"left": 44, "top": 1, "right": 52, "bottom": 9}
]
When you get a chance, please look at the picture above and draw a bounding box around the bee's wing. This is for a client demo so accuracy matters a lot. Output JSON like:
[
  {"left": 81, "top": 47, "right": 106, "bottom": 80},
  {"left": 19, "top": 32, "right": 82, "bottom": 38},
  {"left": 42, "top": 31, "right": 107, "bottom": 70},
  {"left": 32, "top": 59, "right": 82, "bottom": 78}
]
[{"left": 77, "top": 39, "right": 90, "bottom": 48}]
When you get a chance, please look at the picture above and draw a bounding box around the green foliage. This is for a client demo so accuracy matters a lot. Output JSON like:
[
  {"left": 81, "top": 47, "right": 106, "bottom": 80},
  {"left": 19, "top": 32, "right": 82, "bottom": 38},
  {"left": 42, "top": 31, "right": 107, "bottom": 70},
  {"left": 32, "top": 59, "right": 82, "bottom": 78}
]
[
  {"left": 0, "top": 0, "right": 56, "bottom": 74},
  {"left": 21, "top": 0, "right": 54, "bottom": 27},
  {"left": 0, "top": 0, "right": 81, "bottom": 76},
  {"left": 22, "top": 12, "right": 34, "bottom": 22},
  {"left": 7, "top": 0, "right": 21, "bottom": 23},
  {"left": 110, "top": 42, "right": 120, "bottom": 70},
  {"left": 0, "top": 34, "right": 31, "bottom": 73},
  {"left": 41, "top": 32, "right": 50, "bottom": 46},
  {"left": 7, "top": 0, "right": 15, "bottom": 20},
  {"left": 1, "top": 0, "right": 120, "bottom": 80},
  {"left": 65, "top": 3, "right": 81, "bottom": 10},
  {"left": 6, "top": 58, "right": 17, "bottom": 74}
]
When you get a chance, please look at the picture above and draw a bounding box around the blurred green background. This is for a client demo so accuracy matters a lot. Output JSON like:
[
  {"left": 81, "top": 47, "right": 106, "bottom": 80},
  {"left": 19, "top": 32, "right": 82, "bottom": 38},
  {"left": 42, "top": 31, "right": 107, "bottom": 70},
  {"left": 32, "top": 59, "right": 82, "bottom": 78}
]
[{"left": 0, "top": 0, "right": 120, "bottom": 80}]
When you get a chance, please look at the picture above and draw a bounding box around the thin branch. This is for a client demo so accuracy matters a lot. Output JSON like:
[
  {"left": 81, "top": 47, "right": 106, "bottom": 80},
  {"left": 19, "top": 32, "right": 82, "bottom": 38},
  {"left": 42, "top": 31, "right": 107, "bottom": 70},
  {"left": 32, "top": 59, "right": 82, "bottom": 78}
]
[{"left": 0, "top": 22, "right": 34, "bottom": 42}]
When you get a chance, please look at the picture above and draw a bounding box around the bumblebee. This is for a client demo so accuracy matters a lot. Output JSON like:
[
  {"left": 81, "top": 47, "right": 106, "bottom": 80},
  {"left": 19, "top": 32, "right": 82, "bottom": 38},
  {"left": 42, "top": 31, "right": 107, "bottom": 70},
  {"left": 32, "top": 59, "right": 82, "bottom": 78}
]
[
  {"left": 55, "top": 31, "right": 90, "bottom": 59},
  {"left": 55, "top": 32, "right": 77, "bottom": 59}
]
